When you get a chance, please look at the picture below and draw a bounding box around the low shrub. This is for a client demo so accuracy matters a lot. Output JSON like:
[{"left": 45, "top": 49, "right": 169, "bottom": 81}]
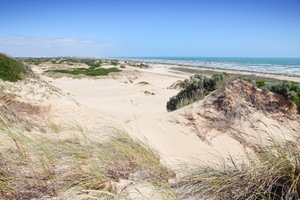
[
  {"left": 46, "top": 66, "right": 121, "bottom": 77},
  {"left": 266, "top": 81, "right": 300, "bottom": 109},
  {"left": 0, "top": 53, "right": 28, "bottom": 82},
  {"left": 82, "top": 59, "right": 101, "bottom": 68},
  {"left": 256, "top": 80, "right": 266, "bottom": 88},
  {"left": 166, "top": 73, "right": 229, "bottom": 111}
]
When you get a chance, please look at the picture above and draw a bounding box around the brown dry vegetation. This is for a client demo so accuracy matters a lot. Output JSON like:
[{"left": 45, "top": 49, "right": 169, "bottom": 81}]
[
  {"left": 213, "top": 79, "right": 299, "bottom": 121},
  {"left": 0, "top": 125, "right": 175, "bottom": 199},
  {"left": 0, "top": 93, "right": 48, "bottom": 132}
]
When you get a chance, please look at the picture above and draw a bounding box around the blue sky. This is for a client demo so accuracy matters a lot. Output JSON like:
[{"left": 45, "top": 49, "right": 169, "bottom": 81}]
[{"left": 0, "top": 0, "right": 299, "bottom": 57}]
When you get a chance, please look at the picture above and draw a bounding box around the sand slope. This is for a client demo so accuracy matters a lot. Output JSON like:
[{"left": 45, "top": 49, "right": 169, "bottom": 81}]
[{"left": 30, "top": 63, "right": 300, "bottom": 169}]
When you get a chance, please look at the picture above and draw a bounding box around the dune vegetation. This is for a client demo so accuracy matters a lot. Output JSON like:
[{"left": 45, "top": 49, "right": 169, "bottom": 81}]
[
  {"left": 20, "top": 57, "right": 122, "bottom": 77},
  {"left": 0, "top": 53, "right": 29, "bottom": 82},
  {"left": 45, "top": 66, "right": 121, "bottom": 77},
  {"left": 1, "top": 55, "right": 300, "bottom": 199},
  {"left": 262, "top": 80, "right": 300, "bottom": 109},
  {"left": 167, "top": 73, "right": 300, "bottom": 112},
  {"left": 168, "top": 76, "right": 300, "bottom": 199},
  {"left": 0, "top": 123, "right": 174, "bottom": 199},
  {"left": 175, "top": 136, "right": 300, "bottom": 199},
  {"left": 166, "top": 73, "right": 229, "bottom": 111}
]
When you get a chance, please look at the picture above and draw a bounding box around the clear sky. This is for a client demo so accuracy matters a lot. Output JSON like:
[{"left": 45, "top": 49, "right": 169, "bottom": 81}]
[{"left": 0, "top": 0, "right": 299, "bottom": 58}]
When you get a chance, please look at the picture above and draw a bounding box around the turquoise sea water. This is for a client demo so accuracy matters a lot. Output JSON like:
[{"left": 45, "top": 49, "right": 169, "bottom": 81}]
[{"left": 125, "top": 57, "right": 300, "bottom": 76}]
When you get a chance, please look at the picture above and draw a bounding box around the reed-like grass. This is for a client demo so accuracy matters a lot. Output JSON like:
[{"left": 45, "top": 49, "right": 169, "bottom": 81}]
[
  {"left": 0, "top": 123, "right": 174, "bottom": 199},
  {"left": 175, "top": 137, "right": 300, "bottom": 200}
]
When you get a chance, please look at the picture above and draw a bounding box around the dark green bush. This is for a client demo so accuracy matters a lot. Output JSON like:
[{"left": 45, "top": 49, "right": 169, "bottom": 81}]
[
  {"left": 0, "top": 53, "right": 27, "bottom": 82},
  {"left": 166, "top": 73, "right": 229, "bottom": 111},
  {"left": 266, "top": 81, "right": 300, "bottom": 108},
  {"left": 256, "top": 80, "right": 266, "bottom": 88}
]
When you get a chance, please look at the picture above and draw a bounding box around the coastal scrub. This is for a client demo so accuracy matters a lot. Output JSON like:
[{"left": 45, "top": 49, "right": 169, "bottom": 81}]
[
  {"left": 46, "top": 66, "right": 121, "bottom": 77},
  {"left": 0, "top": 53, "right": 28, "bottom": 82},
  {"left": 166, "top": 73, "right": 229, "bottom": 111},
  {"left": 265, "top": 81, "right": 300, "bottom": 109}
]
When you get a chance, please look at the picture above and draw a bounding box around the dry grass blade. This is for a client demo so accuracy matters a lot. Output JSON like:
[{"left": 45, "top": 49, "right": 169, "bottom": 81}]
[
  {"left": 175, "top": 136, "right": 300, "bottom": 200},
  {"left": 0, "top": 124, "right": 175, "bottom": 199}
]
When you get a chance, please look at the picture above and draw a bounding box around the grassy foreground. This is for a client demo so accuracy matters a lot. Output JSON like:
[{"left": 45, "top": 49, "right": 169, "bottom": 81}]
[
  {"left": 175, "top": 136, "right": 300, "bottom": 199},
  {"left": 0, "top": 123, "right": 174, "bottom": 199}
]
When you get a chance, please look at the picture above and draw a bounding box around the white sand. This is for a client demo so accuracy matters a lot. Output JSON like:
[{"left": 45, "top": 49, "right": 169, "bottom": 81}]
[{"left": 30, "top": 63, "right": 300, "bottom": 168}]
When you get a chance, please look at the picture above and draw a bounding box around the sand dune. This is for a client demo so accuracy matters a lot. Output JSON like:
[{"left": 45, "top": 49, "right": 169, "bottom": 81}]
[
  {"left": 1, "top": 60, "right": 299, "bottom": 199},
  {"left": 31, "top": 62, "right": 300, "bottom": 168}
]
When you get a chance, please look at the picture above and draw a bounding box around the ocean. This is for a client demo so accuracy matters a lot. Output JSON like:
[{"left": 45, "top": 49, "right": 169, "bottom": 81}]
[{"left": 125, "top": 57, "right": 300, "bottom": 76}]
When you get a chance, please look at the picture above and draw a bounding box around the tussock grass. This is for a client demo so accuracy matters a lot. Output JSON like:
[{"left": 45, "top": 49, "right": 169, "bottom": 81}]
[
  {"left": 0, "top": 124, "right": 173, "bottom": 199},
  {"left": 175, "top": 137, "right": 300, "bottom": 199}
]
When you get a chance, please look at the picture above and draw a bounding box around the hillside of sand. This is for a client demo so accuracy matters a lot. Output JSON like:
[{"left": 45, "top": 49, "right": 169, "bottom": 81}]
[
  {"left": 1, "top": 57, "right": 300, "bottom": 199},
  {"left": 31, "top": 60, "right": 300, "bottom": 166}
]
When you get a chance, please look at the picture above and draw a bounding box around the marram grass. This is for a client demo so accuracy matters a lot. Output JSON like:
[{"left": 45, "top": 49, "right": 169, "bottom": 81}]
[
  {"left": 175, "top": 137, "right": 300, "bottom": 200},
  {"left": 0, "top": 124, "right": 174, "bottom": 199}
]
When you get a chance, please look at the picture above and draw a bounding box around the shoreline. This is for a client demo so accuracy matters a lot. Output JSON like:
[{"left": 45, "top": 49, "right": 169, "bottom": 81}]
[
  {"left": 119, "top": 57, "right": 300, "bottom": 76},
  {"left": 120, "top": 59, "right": 300, "bottom": 82}
]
